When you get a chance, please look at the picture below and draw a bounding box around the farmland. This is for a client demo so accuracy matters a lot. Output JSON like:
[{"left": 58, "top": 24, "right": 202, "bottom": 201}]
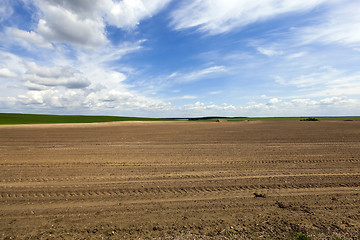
[
  {"left": 0, "top": 120, "right": 359, "bottom": 239},
  {"left": 0, "top": 113, "right": 173, "bottom": 125}
]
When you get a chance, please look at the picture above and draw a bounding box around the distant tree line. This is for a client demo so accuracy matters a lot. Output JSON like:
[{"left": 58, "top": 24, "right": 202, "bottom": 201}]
[{"left": 188, "top": 116, "right": 247, "bottom": 121}]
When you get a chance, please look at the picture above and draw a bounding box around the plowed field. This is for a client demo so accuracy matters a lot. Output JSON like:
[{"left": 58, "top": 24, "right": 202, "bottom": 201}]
[{"left": 1, "top": 121, "right": 359, "bottom": 239}]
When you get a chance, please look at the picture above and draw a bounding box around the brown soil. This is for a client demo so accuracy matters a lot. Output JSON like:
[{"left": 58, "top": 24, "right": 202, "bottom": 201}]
[{"left": 0, "top": 120, "right": 359, "bottom": 239}]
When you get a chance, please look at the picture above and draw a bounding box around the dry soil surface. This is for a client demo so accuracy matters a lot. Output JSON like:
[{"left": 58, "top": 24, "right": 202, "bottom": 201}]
[{"left": 0, "top": 120, "right": 359, "bottom": 239}]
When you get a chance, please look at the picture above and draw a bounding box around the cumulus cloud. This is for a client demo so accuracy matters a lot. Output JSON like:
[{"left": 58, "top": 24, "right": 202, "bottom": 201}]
[
  {"left": 170, "top": 0, "right": 328, "bottom": 35},
  {"left": 0, "top": 1, "right": 175, "bottom": 114},
  {"left": 0, "top": 39, "right": 171, "bottom": 114},
  {"left": 174, "top": 97, "right": 360, "bottom": 117},
  {"left": 102, "top": 0, "right": 172, "bottom": 29},
  {"left": 95, "top": 89, "right": 171, "bottom": 110},
  {"left": 268, "top": 98, "right": 280, "bottom": 105},
  {"left": 36, "top": 1, "right": 106, "bottom": 48},
  {"left": 13, "top": 87, "right": 173, "bottom": 115},
  {"left": 241, "top": 96, "right": 360, "bottom": 117},
  {"left": 182, "top": 102, "right": 236, "bottom": 116},
  {"left": 7, "top": 89, "right": 360, "bottom": 116},
  {"left": 18, "top": 89, "right": 60, "bottom": 106},
  {"left": 22, "top": 63, "right": 91, "bottom": 90},
  {"left": 41, "top": 0, "right": 100, "bottom": 19},
  {"left": 0, "top": 68, "right": 18, "bottom": 78},
  {"left": 8, "top": 28, "right": 53, "bottom": 49},
  {"left": 29, "top": 0, "right": 172, "bottom": 48},
  {"left": 281, "top": 97, "right": 360, "bottom": 116},
  {"left": 0, "top": 51, "right": 27, "bottom": 79}
]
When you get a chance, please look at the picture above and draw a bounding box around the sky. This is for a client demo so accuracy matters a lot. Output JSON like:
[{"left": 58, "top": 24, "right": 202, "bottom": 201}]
[{"left": 0, "top": 0, "right": 360, "bottom": 117}]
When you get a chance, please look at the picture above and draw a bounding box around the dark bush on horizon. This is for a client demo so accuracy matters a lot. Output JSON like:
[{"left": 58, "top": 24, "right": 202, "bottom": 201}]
[{"left": 300, "top": 117, "right": 319, "bottom": 121}]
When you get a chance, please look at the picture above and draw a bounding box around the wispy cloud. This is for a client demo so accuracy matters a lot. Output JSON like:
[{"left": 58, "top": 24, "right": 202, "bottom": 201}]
[
  {"left": 169, "top": 66, "right": 227, "bottom": 83},
  {"left": 286, "top": 52, "right": 306, "bottom": 59},
  {"left": 296, "top": 1, "right": 360, "bottom": 46},
  {"left": 0, "top": 0, "right": 13, "bottom": 23},
  {"left": 277, "top": 66, "right": 341, "bottom": 88},
  {"left": 256, "top": 47, "right": 283, "bottom": 57},
  {"left": 274, "top": 66, "right": 360, "bottom": 98},
  {"left": 170, "top": 0, "right": 328, "bottom": 35},
  {"left": 208, "top": 91, "right": 223, "bottom": 95},
  {"left": 168, "top": 95, "right": 198, "bottom": 100}
]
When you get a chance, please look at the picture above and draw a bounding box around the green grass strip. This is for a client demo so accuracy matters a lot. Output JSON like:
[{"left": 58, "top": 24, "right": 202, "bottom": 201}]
[{"left": 0, "top": 113, "right": 174, "bottom": 125}]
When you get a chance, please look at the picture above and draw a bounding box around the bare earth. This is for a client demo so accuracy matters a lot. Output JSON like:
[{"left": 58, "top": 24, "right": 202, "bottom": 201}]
[{"left": 0, "top": 121, "right": 359, "bottom": 239}]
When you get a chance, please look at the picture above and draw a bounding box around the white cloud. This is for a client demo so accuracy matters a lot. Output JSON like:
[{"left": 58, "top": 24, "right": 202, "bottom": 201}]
[
  {"left": 18, "top": 89, "right": 60, "bottom": 106},
  {"left": 257, "top": 47, "right": 283, "bottom": 57},
  {"left": 312, "top": 74, "right": 360, "bottom": 97},
  {"left": 289, "top": 67, "right": 340, "bottom": 88},
  {"left": 175, "top": 97, "right": 359, "bottom": 117},
  {"left": 94, "top": 89, "right": 171, "bottom": 110},
  {"left": 8, "top": 28, "right": 53, "bottom": 49},
  {"left": 275, "top": 66, "right": 337, "bottom": 88},
  {"left": 0, "top": 51, "right": 27, "bottom": 80},
  {"left": 0, "top": 0, "right": 13, "bottom": 23},
  {"left": 268, "top": 98, "right": 280, "bottom": 104},
  {"left": 41, "top": 0, "right": 100, "bottom": 19},
  {"left": 240, "top": 96, "right": 360, "bottom": 117},
  {"left": 27, "top": 0, "right": 172, "bottom": 48},
  {"left": 209, "top": 91, "right": 222, "bottom": 95},
  {"left": 286, "top": 52, "right": 306, "bottom": 59},
  {"left": 76, "top": 40, "right": 145, "bottom": 67},
  {"left": 0, "top": 38, "right": 172, "bottom": 115},
  {"left": 180, "top": 102, "right": 236, "bottom": 117},
  {"left": 169, "top": 66, "right": 227, "bottom": 83},
  {"left": 12, "top": 86, "right": 173, "bottom": 114},
  {"left": 36, "top": 1, "right": 106, "bottom": 48},
  {"left": 297, "top": 1, "right": 360, "bottom": 46},
  {"left": 21, "top": 62, "right": 91, "bottom": 89},
  {"left": 282, "top": 97, "right": 360, "bottom": 116},
  {"left": 274, "top": 66, "right": 360, "bottom": 97},
  {"left": 0, "top": 0, "right": 176, "bottom": 115},
  {"left": 170, "top": 0, "right": 328, "bottom": 35},
  {"left": 102, "top": 0, "right": 172, "bottom": 29},
  {"left": 177, "top": 95, "right": 198, "bottom": 100},
  {"left": 0, "top": 68, "right": 18, "bottom": 78}
]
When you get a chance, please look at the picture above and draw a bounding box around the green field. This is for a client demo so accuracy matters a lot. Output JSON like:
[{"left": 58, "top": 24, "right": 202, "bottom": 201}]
[{"left": 0, "top": 113, "right": 174, "bottom": 125}]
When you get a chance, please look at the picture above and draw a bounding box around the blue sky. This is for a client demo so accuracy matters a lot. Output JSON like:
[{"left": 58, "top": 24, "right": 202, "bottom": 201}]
[{"left": 0, "top": 0, "right": 360, "bottom": 117}]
